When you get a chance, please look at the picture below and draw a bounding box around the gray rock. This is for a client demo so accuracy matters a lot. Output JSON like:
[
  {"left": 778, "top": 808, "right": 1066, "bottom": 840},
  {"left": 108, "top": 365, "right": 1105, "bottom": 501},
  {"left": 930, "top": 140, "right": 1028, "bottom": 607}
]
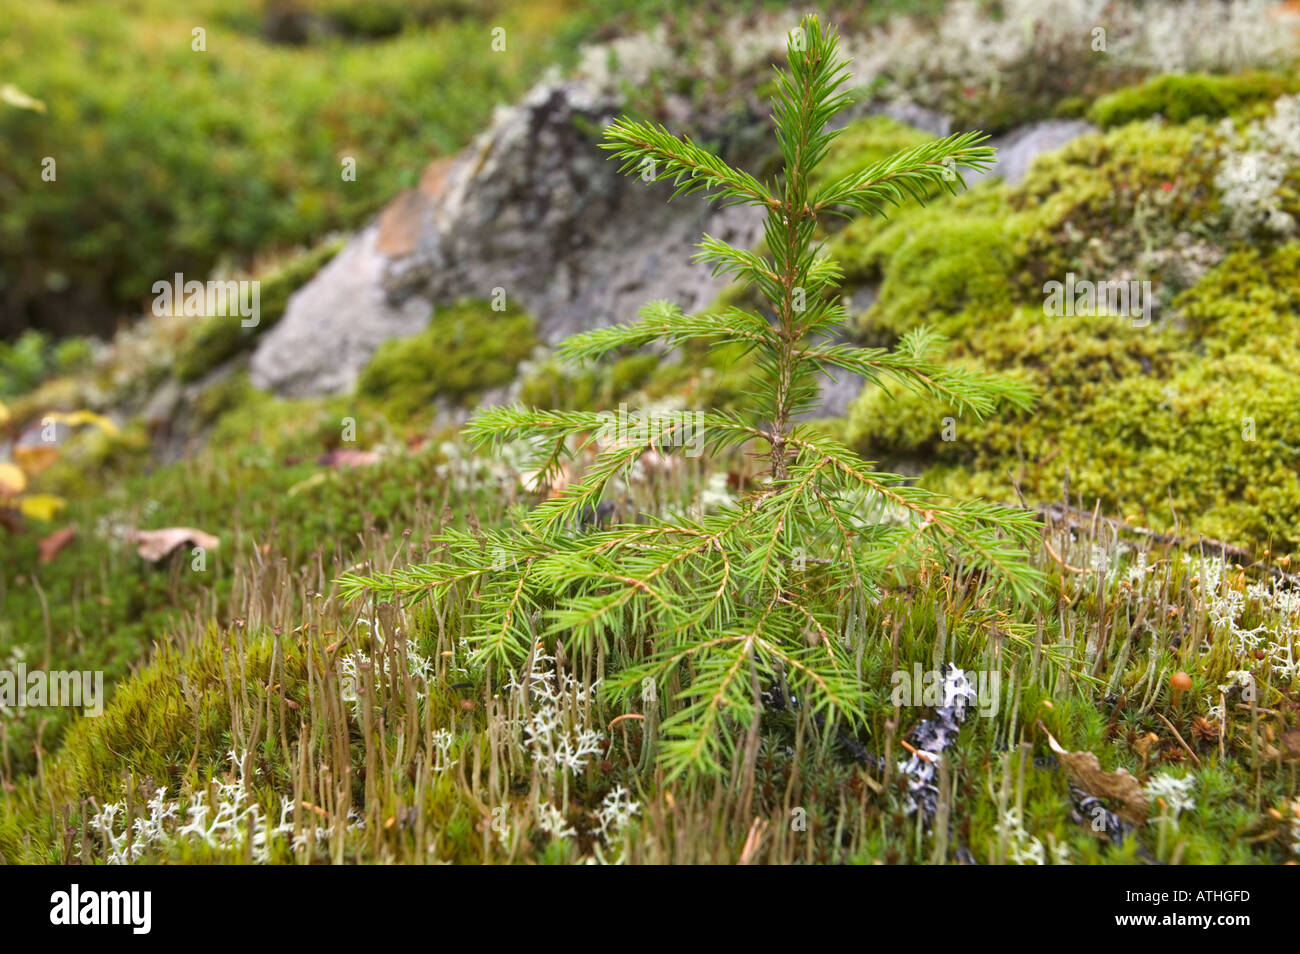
[
  {"left": 139, "top": 376, "right": 183, "bottom": 434},
  {"left": 250, "top": 80, "right": 766, "bottom": 397},
  {"left": 866, "top": 100, "right": 953, "bottom": 138},
  {"left": 971, "top": 119, "right": 1096, "bottom": 186},
  {"left": 382, "top": 80, "right": 765, "bottom": 340},
  {"left": 813, "top": 370, "right": 868, "bottom": 420},
  {"left": 808, "top": 284, "right": 878, "bottom": 418},
  {"left": 247, "top": 88, "right": 1090, "bottom": 405},
  {"left": 249, "top": 225, "right": 431, "bottom": 396}
]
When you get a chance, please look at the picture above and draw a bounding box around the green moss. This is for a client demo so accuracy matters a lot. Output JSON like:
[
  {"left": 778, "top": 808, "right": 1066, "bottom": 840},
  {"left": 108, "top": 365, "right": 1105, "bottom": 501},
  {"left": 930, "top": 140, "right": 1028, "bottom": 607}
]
[
  {"left": 1052, "top": 95, "right": 1088, "bottom": 120},
  {"left": 1089, "top": 72, "right": 1300, "bottom": 129},
  {"left": 1008, "top": 121, "right": 1217, "bottom": 290},
  {"left": 202, "top": 384, "right": 419, "bottom": 465},
  {"left": 193, "top": 370, "right": 256, "bottom": 427},
  {"left": 818, "top": 117, "right": 967, "bottom": 284},
  {"left": 0, "top": 331, "right": 53, "bottom": 397},
  {"left": 848, "top": 306, "right": 1171, "bottom": 460},
  {"left": 1175, "top": 244, "right": 1300, "bottom": 363},
  {"left": 519, "top": 359, "right": 599, "bottom": 412},
  {"left": 519, "top": 352, "right": 659, "bottom": 412},
  {"left": 52, "top": 338, "right": 95, "bottom": 376},
  {"left": 319, "top": 0, "right": 496, "bottom": 38},
  {"left": 358, "top": 299, "right": 537, "bottom": 417},
  {"left": 38, "top": 419, "right": 153, "bottom": 499},
  {"left": 1051, "top": 353, "right": 1300, "bottom": 546},
  {"left": 831, "top": 178, "right": 1011, "bottom": 294},
  {"left": 830, "top": 114, "right": 1300, "bottom": 548},
  {"left": 641, "top": 339, "right": 758, "bottom": 411},
  {"left": 847, "top": 243, "right": 1300, "bottom": 550},
  {"left": 863, "top": 215, "right": 1022, "bottom": 339},
  {"left": 57, "top": 625, "right": 295, "bottom": 801},
  {"left": 520, "top": 332, "right": 758, "bottom": 416}
]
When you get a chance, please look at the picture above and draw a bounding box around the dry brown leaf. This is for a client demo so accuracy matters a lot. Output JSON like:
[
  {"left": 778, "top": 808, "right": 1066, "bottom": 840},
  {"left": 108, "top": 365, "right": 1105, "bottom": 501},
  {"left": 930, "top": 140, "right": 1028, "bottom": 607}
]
[
  {"left": 1040, "top": 721, "right": 1148, "bottom": 825},
  {"left": 0, "top": 506, "right": 22, "bottom": 534},
  {"left": 127, "top": 527, "right": 220, "bottom": 562},
  {"left": 38, "top": 526, "right": 76, "bottom": 563}
]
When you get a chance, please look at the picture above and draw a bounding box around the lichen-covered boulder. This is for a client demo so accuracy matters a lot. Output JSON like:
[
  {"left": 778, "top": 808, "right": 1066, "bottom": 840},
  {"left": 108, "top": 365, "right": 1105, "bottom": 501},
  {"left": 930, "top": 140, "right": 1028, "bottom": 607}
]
[{"left": 250, "top": 79, "right": 766, "bottom": 398}]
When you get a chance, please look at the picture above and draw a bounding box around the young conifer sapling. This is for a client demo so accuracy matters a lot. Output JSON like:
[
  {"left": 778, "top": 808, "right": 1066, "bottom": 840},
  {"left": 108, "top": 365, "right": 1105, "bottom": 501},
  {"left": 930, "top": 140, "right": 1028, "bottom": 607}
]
[{"left": 344, "top": 16, "right": 1044, "bottom": 782}]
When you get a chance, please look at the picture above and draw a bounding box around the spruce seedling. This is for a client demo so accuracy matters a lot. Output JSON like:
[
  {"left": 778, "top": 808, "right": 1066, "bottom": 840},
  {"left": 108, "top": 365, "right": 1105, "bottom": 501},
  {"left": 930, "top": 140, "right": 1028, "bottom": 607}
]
[{"left": 343, "top": 16, "right": 1044, "bottom": 782}]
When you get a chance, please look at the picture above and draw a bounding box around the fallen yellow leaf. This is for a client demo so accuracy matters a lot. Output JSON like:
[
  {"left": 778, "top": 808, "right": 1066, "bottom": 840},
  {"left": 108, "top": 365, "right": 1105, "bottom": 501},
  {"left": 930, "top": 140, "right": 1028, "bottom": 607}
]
[
  {"left": 19, "top": 493, "right": 66, "bottom": 522},
  {"left": 46, "top": 410, "right": 118, "bottom": 435},
  {"left": 0, "top": 463, "right": 26, "bottom": 495},
  {"left": 0, "top": 83, "right": 46, "bottom": 113}
]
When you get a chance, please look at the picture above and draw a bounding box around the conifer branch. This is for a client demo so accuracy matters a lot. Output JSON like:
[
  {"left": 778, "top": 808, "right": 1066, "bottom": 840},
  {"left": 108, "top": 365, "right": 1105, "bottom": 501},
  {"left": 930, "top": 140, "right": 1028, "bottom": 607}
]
[{"left": 601, "top": 118, "right": 779, "bottom": 209}]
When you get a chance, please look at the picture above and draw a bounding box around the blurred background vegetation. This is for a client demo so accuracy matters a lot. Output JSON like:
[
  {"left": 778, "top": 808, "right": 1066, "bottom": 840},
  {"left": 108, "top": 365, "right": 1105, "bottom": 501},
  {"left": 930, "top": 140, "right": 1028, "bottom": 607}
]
[
  {"left": 0, "top": 0, "right": 566, "bottom": 338},
  {"left": 3, "top": 0, "right": 869, "bottom": 341}
]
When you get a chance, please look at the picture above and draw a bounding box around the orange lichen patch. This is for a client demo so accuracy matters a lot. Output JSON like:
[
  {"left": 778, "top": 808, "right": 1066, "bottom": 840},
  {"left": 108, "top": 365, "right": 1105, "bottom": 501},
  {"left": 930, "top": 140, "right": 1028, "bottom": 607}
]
[{"left": 375, "top": 157, "right": 457, "bottom": 257}]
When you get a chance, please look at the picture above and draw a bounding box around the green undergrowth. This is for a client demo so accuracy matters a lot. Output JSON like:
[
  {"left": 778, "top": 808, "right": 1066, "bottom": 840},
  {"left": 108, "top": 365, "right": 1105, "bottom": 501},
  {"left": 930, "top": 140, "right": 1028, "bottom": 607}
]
[
  {"left": 0, "top": 380, "right": 489, "bottom": 773},
  {"left": 0, "top": 333, "right": 96, "bottom": 398},
  {"left": 0, "top": 0, "right": 598, "bottom": 337},
  {"left": 3, "top": 509, "right": 1296, "bottom": 864}
]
